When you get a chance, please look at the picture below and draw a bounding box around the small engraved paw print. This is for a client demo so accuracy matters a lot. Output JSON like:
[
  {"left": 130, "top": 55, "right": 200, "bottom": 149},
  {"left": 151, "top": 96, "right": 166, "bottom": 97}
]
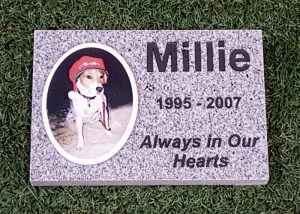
[{"left": 145, "top": 83, "right": 155, "bottom": 91}]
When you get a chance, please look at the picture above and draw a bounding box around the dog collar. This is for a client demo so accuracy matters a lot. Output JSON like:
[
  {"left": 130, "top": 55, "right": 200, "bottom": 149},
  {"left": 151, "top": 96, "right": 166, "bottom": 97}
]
[{"left": 77, "top": 89, "right": 96, "bottom": 107}]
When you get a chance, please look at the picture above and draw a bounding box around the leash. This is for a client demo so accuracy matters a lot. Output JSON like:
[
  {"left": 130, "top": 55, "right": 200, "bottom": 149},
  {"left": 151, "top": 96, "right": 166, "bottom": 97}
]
[{"left": 77, "top": 89, "right": 96, "bottom": 107}]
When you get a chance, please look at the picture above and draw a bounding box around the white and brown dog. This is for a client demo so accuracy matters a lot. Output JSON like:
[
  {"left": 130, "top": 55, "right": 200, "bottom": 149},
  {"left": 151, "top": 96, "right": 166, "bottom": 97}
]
[{"left": 67, "top": 56, "right": 112, "bottom": 149}]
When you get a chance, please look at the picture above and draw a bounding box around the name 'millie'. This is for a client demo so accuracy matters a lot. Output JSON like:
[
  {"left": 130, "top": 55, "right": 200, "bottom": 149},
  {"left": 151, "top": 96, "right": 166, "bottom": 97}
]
[{"left": 147, "top": 40, "right": 251, "bottom": 72}]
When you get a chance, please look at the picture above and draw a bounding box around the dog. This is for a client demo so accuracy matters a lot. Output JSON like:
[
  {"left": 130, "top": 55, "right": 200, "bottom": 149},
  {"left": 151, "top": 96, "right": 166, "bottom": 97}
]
[{"left": 67, "top": 56, "right": 112, "bottom": 149}]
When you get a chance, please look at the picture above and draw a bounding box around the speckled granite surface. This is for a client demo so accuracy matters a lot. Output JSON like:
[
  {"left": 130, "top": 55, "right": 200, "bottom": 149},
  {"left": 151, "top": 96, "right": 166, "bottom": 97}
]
[{"left": 30, "top": 30, "right": 268, "bottom": 185}]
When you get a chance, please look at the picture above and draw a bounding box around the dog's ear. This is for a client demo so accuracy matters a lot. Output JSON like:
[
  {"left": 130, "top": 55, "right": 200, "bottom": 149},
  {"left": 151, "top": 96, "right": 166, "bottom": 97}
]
[{"left": 100, "top": 70, "right": 108, "bottom": 84}]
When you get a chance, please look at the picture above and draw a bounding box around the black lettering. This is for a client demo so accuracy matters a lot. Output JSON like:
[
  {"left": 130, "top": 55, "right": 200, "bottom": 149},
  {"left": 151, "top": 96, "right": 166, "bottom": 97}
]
[
  {"left": 182, "top": 42, "right": 189, "bottom": 72},
  {"left": 218, "top": 40, "right": 225, "bottom": 71},
  {"left": 213, "top": 138, "right": 222, "bottom": 147},
  {"left": 207, "top": 135, "right": 222, "bottom": 148},
  {"left": 195, "top": 42, "right": 201, "bottom": 71},
  {"left": 192, "top": 138, "right": 201, "bottom": 148},
  {"left": 230, "top": 49, "right": 250, "bottom": 71},
  {"left": 147, "top": 42, "right": 177, "bottom": 72},
  {"left": 206, "top": 157, "right": 214, "bottom": 167},
  {"left": 213, "top": 155, "right": 219, "bottom": 167},
  {"left": 196, "top": 157, "right": 205, "bottom": 167},
  {"left": 172, "top": 138, "right": 181, "bottom": 149},
  {"left": 182, "top": 138, "right": 192, "bottom": 151},
  {"left": 153, "top": 135, "right": 158, "bottom": 148},
  {"left": 252, "top": 137, "right": 259, "bottom": 147},
  {"left": 140, "top": 135, "right": 152, "bottom": 148},
  {"left": 228, "top": 134, "right": 240, "bottom": 147},
  {"left": 219, "top": 157, "right": 229, "bottom": 167},
  {"left": 242, "top": 137, "right": 252, "bottom": 147},
  {"left": 186, "top": 157, "right": 196, "bottom": 168},
  {"left": 207, "top": 134, "right": 212, "bottom": 147},
  {"left": 173, "top": 154, "right": 186, "bottom": 168},
  {"left": 158, "top": 138, "right": 172, "bottom": 148},
  {"left": 206, "top": 42, "right": 214, "bottom": 71}
]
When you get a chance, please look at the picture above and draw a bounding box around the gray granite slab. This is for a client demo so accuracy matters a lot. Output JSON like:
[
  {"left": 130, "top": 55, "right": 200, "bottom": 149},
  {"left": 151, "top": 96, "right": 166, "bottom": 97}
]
[{"left": 30, "top": 30, "right": 268, "bottom": 185}]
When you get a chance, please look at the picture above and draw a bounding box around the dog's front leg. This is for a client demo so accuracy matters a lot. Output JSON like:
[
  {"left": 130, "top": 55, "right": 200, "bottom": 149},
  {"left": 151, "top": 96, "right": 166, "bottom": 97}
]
[
  {"left": 104, "top": 109, "right": 113, "bottom": 138},
  {"left": 75, "top": 117, "right": 84, "bottom": 149}
]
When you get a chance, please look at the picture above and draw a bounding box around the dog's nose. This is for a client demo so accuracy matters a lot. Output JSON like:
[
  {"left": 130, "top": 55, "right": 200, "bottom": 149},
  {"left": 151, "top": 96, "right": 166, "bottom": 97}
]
[{"left": 96, "top": 86, "right": 103, "bottom": 93}]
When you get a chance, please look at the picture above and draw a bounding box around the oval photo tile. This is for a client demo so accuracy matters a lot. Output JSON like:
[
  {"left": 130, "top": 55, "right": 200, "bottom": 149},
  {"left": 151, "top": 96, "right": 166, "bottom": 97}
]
[{"left": 42, "top": 43, "right": 138, "bottom": 165}]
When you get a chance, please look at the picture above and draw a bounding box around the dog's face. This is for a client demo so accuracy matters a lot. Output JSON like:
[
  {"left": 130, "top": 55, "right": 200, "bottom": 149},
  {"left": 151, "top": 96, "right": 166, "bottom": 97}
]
[{"left": 78, "top": 68, "right": 108, "bottom": 95}]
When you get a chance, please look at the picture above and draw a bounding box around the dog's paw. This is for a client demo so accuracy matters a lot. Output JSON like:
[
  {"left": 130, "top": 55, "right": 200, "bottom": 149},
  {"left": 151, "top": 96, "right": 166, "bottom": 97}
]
[
  {"left": 76, "top": 143, "right": 84, "bottom": 150},
  {"left": 105, "top": 130, "right": 113, "bottom": 138}
]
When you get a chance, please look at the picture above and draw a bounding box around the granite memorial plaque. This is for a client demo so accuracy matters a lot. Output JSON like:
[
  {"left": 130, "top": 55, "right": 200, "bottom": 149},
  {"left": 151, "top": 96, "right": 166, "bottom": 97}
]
[{"left": 30, "top": 30, "right": 268, "bottom": 185}]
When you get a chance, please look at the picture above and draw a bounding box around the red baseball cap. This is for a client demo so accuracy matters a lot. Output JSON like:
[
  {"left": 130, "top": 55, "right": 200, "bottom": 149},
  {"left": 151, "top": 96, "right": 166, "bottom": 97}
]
[{"left": 69, "top": 56, "right": 108, "bottom": 92}]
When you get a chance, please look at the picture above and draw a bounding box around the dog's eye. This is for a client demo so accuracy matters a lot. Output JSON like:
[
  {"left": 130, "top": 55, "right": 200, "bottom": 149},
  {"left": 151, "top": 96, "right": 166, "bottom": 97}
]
[
  {"left": 87, "top": 75, "right": 92, "bottom": 79},
  {"left": 100, "top": 75, "right": 104, "bottom": 79}
]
